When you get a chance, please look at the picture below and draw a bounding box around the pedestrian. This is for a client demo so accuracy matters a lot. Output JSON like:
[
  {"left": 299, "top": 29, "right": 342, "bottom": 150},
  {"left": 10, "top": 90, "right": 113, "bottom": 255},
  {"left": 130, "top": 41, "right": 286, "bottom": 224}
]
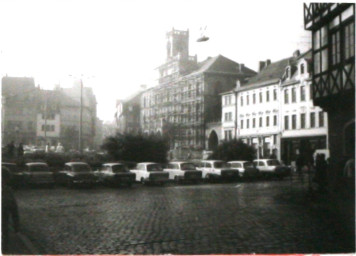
[
  {"left": 17, "top": 143, "right": 24, "bottom": 157},
  {"left": 2, "top": 167, "right": 20, "bottom": 254},
  {"left": 296, "top": 152, "right": 305, "bottom": 182},
  {"left": 55, "top": 142, "right": 64, "bottom": 153},
  {"left": 7, "top": 141, "right": 15, "bottom": 158},
  {"left": 315, "top": 153, "right": 328, "bottom": 192}
]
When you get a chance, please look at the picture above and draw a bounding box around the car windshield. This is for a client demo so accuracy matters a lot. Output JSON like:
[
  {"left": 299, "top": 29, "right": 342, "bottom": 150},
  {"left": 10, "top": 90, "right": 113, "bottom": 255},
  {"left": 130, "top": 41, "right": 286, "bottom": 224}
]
[
  {"left": 213, "top": 162, "right": 228, "bottom": 168},
  {"left": 180, "top": 163, "right": 196, "bottom": 170},
  {"left": 243, "top": 162, "right": 254, "bottom": 168},
  {"left": 267, "top": 160, "right": 281, "bottom": 166},
  {"left": 112, "top": 165, "right": 128, "bottom": 173},
  {"left": 29, "top": 165, "right": 49, "bottom": 172},
  {"left": 229, "top": 163, "right": 241, "bottom": 168},
  {"left": 3, "top": 164, "right": 19, "bottom": 173},
  {"left": 147, "top": 164, "right": 162, "bottom": 172},
  {"left": 72, "top": 164, "right": 92, "bottom": 172}
]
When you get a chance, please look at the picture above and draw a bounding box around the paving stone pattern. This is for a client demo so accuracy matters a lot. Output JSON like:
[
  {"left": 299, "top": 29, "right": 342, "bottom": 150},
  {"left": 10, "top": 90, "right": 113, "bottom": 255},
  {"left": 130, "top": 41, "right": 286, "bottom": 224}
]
[{"left": 14, "top": 178, "right": 355, "bottom": 254}]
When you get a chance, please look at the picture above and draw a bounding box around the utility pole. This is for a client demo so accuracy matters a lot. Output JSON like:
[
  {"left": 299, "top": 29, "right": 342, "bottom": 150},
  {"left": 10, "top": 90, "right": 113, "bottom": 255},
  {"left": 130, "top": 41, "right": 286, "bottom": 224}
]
[
  {"left": 79, "top": 79, "right": 83, "bottom": 154},
  {"left": 44, "top": 90, "right": 48, "bottom": 144}
]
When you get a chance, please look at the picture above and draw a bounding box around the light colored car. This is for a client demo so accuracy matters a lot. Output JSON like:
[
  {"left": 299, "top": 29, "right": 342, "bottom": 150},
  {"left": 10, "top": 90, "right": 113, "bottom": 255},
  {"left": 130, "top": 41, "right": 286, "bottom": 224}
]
[
  {"left": 96, "top": 163, "right": 136, "bottom": 186},
  {"left": 227, "top": 161, "right": 260, "bottom": 179},
  {"left": 23, "top": 162, "right": 55, "bottom": 186},
  {"left": 253, "top": 159, "right": 291, "bottom": 179},
  {"left": 163, "top": 161, "right": 202, "bottom": 183},
  {"left": 56, "top": 162, "right": 97, "bottom": 187},
  {"left": 130, "top": 162, "right": 169, "bottom": 185},
  {"left": 195, "top": 160, "right": 240, "bottom": 181}
]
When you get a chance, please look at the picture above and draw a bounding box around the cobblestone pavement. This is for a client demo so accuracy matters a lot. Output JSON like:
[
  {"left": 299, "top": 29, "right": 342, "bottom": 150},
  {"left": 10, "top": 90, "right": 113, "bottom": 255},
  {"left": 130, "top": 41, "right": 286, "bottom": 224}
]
[{"left": 14, "top": 177, "right": 355, "bottom": 254}]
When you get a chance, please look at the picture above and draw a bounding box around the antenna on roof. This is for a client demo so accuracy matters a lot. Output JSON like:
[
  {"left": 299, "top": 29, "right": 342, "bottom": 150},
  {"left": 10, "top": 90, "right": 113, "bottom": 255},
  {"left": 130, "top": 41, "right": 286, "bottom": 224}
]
[{"left": 197, "top": 26, "right": 209, "bottom": 42}]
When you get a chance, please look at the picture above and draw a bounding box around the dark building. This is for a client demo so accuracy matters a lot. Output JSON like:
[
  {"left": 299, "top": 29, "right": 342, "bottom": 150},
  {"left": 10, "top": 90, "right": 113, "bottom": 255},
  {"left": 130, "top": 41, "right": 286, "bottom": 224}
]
[{"left": 304, "top": 4, "right": 355, "bottom": 177}]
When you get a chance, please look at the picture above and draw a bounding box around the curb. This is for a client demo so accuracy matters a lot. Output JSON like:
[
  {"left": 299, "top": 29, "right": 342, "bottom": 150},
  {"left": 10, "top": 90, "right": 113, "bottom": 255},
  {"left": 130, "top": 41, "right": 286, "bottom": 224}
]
[{"left": 16, "top": 232, "right": 39, "bottom": 254}]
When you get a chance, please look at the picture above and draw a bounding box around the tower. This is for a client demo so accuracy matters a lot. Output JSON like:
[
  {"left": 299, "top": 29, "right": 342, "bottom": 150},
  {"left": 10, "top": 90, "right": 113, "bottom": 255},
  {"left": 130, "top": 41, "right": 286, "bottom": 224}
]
[{"left": 166, "top": 28, "right": 189, "bottom": 60}]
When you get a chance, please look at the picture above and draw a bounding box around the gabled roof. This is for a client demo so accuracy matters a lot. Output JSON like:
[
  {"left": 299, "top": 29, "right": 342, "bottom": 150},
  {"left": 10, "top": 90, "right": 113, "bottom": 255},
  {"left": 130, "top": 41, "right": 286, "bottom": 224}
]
[
  {"left": 188, "top": 55, "right": 256, "bottom": 77},
  {"left": 2, "top": 76, "right": 36, "bottom": 96}
]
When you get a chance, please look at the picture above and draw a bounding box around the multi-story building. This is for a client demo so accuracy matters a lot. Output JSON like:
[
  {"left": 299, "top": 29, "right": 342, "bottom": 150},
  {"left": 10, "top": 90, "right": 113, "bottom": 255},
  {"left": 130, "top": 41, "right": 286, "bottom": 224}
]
[
  {"left": 221, "top": 50, "right": 328, "bottom": 163},
  {"left": 280, "top": 50, "right": 328, "bottom": 164},
  {"left": 2, "top": 76, "right": 40, "bottom": 146},
  {"left": 140, "top": 28, "right": 256, "bottom": 152},
  {"left": 304, "top": 3, "right": 355, "bottom": 174},
  {"left": 1, "top": 76, "right": 98, "bottom": 151},
  {"left": 115, "top": 90, "right": 143, "bottom": 135}
]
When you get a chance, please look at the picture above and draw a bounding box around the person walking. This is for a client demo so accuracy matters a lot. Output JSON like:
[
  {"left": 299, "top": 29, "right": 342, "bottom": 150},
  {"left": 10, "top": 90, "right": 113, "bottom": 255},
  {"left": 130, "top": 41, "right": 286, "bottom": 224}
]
[
  {"left": 296, "top": 152, "right": 305, "bottom": 183},
  {"left": 2, "top": 167, "right": 20, "bottom": 254},
  {"left": 7, "top": 141, "right": 15, "bottom": 158},
  {"left": 17, "top": 143, "right": 24, "bottom": 157},
  {"left": 315, "top": 153, "right": 328, "bottom": 192}
]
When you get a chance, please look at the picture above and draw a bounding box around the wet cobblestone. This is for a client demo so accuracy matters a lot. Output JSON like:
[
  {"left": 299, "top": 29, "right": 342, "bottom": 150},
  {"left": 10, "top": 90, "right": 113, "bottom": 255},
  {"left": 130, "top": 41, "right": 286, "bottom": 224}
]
[{"left": 14, "top": 178, "right": 355, "bottom": 254}]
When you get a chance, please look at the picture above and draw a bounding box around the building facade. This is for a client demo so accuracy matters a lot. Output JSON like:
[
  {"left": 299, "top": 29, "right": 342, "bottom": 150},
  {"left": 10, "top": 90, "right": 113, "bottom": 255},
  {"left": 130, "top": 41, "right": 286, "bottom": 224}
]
[
  {"left": 304, "top": 3, "right": 355, "bottom": 175},
  {"left": 140, "top": 28, "right": 256, "bottom": 152},
  {"left": 221, "top": 51, "right": 328, "bottom": 163}
]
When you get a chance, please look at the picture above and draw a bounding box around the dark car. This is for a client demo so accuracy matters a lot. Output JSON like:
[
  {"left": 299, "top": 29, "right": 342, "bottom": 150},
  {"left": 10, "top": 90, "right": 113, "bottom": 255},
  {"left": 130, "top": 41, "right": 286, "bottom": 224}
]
[
  {"left": 96, "top": 163, "right": 136, "bottom": 186},
  {"left": 22, "top": 162, "right": 55, "bottom": 187},
  {"left": 56, "top": 162, "right": 97, "bottom": 187},
  {"left": 2, "top": 162, "right": 24, "bottom": 188}
]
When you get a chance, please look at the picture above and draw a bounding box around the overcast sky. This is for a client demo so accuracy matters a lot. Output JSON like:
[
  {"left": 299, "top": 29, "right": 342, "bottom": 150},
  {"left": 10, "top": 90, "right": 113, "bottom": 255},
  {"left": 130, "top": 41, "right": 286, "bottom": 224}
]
[{"left": 0, "top": 0, "right": 312, "bottom": 122}]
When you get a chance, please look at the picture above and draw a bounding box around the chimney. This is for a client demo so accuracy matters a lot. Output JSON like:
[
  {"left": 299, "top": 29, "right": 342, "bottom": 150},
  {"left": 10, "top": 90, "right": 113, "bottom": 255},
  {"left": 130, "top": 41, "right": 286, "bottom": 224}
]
[
  {"left": 293, "top": 50, "right": 300, "bottom": 58},
  {"left": 266, "top": 59, "right": 271, "bottom": 66},
  {"left": 236, "top": 79, "right": 241, "bottom": 89},
  {"left": 239, "top": 63, "right": 244, "bottom": 72},
  {"left": 259, "top": 61, "right": 266, "bottom": 72}
]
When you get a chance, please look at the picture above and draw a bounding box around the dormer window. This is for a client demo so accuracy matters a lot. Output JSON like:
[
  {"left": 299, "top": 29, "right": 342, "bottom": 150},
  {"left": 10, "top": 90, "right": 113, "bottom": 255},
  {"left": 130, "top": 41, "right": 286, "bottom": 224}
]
[
  {"left": 286, "top": 67, "right": 291, "bottom": 79},
  {"left": 300, "top": 63, "right": 305, "bottom": 74}
]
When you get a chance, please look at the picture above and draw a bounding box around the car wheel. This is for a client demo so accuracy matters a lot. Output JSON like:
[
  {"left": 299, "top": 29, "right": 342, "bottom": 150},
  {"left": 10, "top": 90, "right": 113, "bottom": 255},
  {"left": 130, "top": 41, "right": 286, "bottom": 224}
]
[
  {"left": 140, "top": 177, "right": 145, "bottom": 185},
  {"left": 174, "top": 176, "right": 180, "bottom": 184},
  {"left": 67, "top": 179, "right": 74, "bottom": 188}
]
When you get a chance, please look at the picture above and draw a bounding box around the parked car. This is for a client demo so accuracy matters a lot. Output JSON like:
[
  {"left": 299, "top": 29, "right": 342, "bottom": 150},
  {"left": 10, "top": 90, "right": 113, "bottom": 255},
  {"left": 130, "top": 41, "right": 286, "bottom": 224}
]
[
  {"left": 195, "top": 160, "right": 240, "bottom": 181},
  {"left": 96, "top": 163, "right": 136, "bottom": 186},
  {"left": 56, "top": 162, "right": 97, "bottom": 187},
  {"left": 130, "top": 162, "right": 169, "bottom": 185},
  {"left": 22, "top": 162, "right": 55, "bottom": 186},
  {"left": 163, "top": 161, "right": 202, "bottom": 183},
  {"left": 228, "top": 161, "right": 261, "bottom": 179},
  {"left": 253, "top": 159, "right": 291, "bottom": 179},
  {"left": 2, "top": 162, "right": 24, "bottom": 188}
]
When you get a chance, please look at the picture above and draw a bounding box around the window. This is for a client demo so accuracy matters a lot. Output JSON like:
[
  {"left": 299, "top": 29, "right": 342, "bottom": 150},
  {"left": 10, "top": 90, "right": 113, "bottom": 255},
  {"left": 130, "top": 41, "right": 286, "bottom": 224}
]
[
  {"left": 259, "top": 117, "right": 263, "bottom": 127},
  {"left": 286, "top": 67, "right": 290, "bottom": 79},
  {"left": 253, "top": 118, "right": 256, "bottom": 128},
  {"left": 284, "top": 89, "right": 289, "bottom": 104},
  {"left": 273, "top": 89, "right": 277, "bottom": 100},
  {"left": 310, "top": 112, "right": 315, "bottom": 128},
  {"left": 259, "top": 92, "right": 262, "bottom": 103},
  {"left": 266, "top": 116, "right": 270, "bottom": 127},
  {"left": 253, "top": 93, "right": 256, "bottom": 104},
  {"left": 266, "top": 91, "right": 270, "bottom": 102},
  {"left": 292, "top": 115, "right": 296, "bottom": 129},
  {"left": 292, "top": 88, "right": 296, "bottom": 103},
  {"left": 241, "top": 96, "right": 243, "bottom": 106},
  {"left": 246, "top": 95, "right": 249, "bottom": 105},
  {"left": 284, "top": 116, "right": 289, "bottom": 130},
  {"left": 300, "top": 86, "right": 306, "bottom": 101},
  {"left": 240, "top": 120, "right": 244, "bottom": 129},
  {"left": 301, "top": 113, "right": 306, "bottom": 129},
  {"left": 224, "top": 130, "right": 232, "bottom": 141},
  {"left": 319, "top": 112, "right": 324, "bottom": 127},
  {"left": 225, "top": 112, "right": 232, "bottom": 121},
  {"left": 314, "top": 52, "right": 321, "bottom": 74},
  {"left": 247, "top": 119, "right": 250, "bottom": 129},
  {"left": 224, "top": 95, "right": 231, "bottom": 105},
  {"left": 300, "top": 63, "right": 305, "bottom": 74},
  {"left": 344, "top": 22, "right": 355, "bottom": 59},
  {"left": 331, "top": 31, "right": 341, "bottom": 65},
  {"left": 273, "top": 115, "right": 277, "bottom": 126}
]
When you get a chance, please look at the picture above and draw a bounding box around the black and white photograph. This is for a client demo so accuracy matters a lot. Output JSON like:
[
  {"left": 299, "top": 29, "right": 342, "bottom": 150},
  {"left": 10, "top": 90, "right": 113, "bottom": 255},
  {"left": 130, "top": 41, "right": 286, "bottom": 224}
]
[{"left": 1, "top": 0, "right": 355, "bottom": 254}]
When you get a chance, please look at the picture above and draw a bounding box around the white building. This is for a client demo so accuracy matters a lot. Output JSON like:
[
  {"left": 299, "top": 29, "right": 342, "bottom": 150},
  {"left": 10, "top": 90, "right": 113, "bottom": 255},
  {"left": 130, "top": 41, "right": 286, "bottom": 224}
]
[{"left": 221, "top": 50, "right": 328, "bottom": 163}]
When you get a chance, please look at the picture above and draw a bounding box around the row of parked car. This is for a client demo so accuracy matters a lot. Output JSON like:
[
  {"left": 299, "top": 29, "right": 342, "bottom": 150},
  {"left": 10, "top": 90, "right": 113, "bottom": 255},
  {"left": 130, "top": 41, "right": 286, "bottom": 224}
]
[{"left": 2, "top": 159, "right": 292, "bottom": 188}]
